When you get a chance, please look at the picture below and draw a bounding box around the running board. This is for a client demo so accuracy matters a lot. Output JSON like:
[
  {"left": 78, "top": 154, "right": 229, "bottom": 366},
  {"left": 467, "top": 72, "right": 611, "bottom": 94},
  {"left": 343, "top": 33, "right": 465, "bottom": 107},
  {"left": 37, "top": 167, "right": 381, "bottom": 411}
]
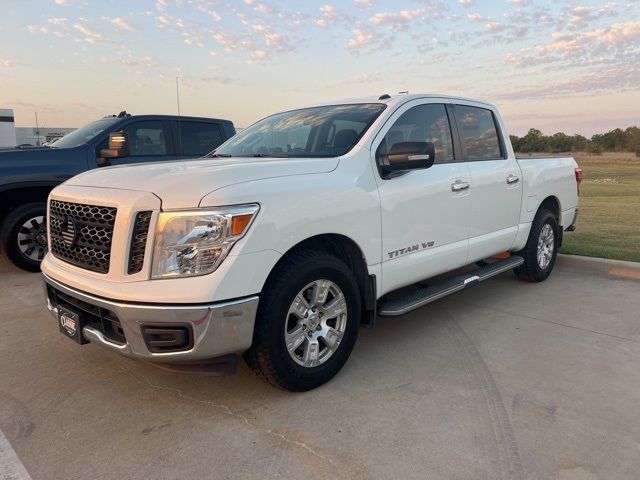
[{"left": 377, "top": 256, "right": 524, "bottom": 317}]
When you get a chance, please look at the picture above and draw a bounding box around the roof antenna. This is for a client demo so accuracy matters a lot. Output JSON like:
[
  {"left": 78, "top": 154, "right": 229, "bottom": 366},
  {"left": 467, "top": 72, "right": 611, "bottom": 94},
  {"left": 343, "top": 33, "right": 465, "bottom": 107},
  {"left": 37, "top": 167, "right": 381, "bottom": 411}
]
[
  {"left": 34, "top": 111, "right": 41, "bottom": 146},
  {"left": 378, "top": 94, "right": 391, "bottom": 100},
  {"left": 176, "top": 76, "right": 183, "bottom": 158}
]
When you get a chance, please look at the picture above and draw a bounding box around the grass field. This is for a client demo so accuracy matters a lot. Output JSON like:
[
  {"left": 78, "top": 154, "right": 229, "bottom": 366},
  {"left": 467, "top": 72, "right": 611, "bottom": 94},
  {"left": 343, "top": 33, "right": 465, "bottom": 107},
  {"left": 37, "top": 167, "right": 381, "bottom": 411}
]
[{"left": 557, "top": 152, "right": 639, "bottom": 262}]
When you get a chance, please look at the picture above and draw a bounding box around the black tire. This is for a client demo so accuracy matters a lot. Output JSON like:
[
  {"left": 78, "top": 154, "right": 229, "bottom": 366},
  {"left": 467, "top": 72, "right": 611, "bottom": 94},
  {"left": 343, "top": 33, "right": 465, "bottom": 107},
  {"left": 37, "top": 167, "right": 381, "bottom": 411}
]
[
  {"left": 244, "top": 250, "right": 361, "bottom": 391},
  {"left": 514, "top": 209, "right": 559, "bottom": 282},
  {"left": 1, "top": 202, "right": 48, "bottom": 272}
]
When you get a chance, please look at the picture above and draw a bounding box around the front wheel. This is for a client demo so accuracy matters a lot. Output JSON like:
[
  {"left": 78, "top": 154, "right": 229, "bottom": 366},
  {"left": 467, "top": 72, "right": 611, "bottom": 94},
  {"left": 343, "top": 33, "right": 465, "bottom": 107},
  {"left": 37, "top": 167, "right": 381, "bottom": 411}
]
[
  {"left": 1, "top": 202, "right": 48, "bottom": 272},
  {"left": 514, "top": 209, "right": 559, "bottom": 282},
  {"left": 244, "top": 250, "right": 361, "bottom": 391}
]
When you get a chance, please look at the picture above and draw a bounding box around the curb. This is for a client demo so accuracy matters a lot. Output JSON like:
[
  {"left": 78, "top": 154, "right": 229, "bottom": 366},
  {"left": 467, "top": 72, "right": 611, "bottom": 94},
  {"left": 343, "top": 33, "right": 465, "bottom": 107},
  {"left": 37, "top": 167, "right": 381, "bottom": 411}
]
[{"left": 557, "top": 254, "right": 640, "bottom": 281}]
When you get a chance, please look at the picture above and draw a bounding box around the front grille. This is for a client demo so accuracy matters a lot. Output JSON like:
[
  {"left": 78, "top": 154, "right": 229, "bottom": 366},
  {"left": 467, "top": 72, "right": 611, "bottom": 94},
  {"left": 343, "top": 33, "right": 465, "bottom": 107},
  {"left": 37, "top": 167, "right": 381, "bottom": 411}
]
[
  {"left": 46, "top": 284, "right": 126, "bottom": 344},
  {"left": 128, "top": 211, "right": 152, "bottom": 274},
  {"left": 49, "top": 200, "right": 117, "bottom": 274}
]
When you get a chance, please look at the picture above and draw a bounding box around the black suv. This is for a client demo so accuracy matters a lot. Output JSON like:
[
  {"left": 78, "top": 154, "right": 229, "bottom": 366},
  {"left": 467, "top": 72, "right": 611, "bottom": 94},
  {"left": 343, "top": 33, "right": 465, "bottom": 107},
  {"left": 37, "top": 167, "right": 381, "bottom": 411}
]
[{"left": 0, "top": 112, "right": 235, "bottom": 271}]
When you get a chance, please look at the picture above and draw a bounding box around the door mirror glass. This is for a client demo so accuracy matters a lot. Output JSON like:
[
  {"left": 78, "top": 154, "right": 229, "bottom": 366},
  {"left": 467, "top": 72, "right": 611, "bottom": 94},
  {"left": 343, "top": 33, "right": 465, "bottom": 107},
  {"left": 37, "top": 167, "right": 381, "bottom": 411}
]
[
  {"left": 379, "top": 141, "right": 435, "bottom": 176},
  {"left": 99, "top": 131, "right": 129, "bottom": 162}
]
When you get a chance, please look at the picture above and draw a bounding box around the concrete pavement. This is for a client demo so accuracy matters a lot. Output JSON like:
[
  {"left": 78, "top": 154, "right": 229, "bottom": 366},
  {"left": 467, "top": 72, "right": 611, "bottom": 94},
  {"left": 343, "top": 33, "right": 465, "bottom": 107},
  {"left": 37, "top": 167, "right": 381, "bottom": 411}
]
[{"left": 1, "top": 255, "right": 639, "bottom": 479}]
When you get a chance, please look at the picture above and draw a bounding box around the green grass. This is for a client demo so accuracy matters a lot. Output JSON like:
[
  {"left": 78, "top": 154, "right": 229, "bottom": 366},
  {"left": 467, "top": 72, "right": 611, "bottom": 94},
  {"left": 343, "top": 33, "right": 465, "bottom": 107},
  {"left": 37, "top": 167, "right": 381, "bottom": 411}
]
[{"left": 559, "top": 152, "right": 640, "bottom": 262}]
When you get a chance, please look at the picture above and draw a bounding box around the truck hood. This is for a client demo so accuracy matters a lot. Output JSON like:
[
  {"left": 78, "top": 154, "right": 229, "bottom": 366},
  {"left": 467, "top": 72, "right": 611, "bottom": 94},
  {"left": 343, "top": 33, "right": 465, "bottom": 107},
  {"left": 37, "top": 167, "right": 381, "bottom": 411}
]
[{"left": 65, "top": 157, "right": 339, "bottom": 209}]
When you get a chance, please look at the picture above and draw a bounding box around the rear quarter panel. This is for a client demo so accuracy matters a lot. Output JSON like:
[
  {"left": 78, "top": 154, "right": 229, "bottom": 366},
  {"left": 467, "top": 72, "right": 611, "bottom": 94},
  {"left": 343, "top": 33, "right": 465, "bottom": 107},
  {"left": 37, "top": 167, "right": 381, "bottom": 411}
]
[{"left": 517, "top": 155, "right": 579, "bottom": 226}]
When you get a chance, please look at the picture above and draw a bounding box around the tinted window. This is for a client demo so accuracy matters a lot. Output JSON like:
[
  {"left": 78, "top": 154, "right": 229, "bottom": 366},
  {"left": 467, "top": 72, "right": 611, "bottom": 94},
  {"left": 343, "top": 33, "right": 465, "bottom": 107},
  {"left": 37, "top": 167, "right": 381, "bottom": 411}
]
[
  {"left": 455, "top": 105, "right": 502, "bottom": 159},
  {"left": 179, "top": 121, "right": 223, "bottom": 156},
  {"left": 379, "top": 104, "right": 454, "bottom": 164},
  {"left": 123, "top": 121, "right": 168, "bottom": 156},
  {"left": 214, "top": 104, "right": 386, "bottom": 158}
]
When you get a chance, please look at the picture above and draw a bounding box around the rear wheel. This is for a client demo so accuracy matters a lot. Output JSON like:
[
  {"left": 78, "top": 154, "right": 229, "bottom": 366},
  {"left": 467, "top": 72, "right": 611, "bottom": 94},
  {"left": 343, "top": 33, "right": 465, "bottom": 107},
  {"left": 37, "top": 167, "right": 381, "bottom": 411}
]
[
  {"left": 514, "top": 209, "right": 559, "bottom": 282},
  {"left": 244, "top": 250, "right": 361, "bottom": 391},
  {"left": 1, "top": 202, "right": 48, "bottom": 272}
]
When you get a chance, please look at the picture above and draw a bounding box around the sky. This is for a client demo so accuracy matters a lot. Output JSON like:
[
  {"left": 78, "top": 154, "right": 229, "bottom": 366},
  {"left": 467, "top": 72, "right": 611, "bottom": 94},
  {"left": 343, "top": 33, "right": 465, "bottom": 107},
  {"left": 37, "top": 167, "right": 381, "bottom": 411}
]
[{"left": 0, "top": 0, "right": 639, "bottom": 136}]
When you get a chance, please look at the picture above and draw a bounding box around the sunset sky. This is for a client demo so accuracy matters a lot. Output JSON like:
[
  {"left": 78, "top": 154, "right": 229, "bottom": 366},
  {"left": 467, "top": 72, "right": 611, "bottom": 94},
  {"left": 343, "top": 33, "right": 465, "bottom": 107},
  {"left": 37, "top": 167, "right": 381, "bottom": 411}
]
[{"left": 1, "top": 0, "right": 638, "bottom": 136}]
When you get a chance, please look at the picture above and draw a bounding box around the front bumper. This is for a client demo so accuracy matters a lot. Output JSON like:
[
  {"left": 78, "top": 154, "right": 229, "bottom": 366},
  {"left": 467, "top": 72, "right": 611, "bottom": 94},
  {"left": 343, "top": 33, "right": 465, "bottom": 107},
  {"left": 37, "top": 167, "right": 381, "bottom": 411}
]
[{"left": 43, "top": 273, "right": 258, "bottom": 363}]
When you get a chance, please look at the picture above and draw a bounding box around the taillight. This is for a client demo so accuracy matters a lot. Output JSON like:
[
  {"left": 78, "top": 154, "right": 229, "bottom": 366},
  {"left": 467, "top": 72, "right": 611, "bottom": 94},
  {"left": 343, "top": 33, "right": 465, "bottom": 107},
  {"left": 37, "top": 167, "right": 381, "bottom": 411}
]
[{"left": 575, "top": 167, "right": 583, "bottom": 196}]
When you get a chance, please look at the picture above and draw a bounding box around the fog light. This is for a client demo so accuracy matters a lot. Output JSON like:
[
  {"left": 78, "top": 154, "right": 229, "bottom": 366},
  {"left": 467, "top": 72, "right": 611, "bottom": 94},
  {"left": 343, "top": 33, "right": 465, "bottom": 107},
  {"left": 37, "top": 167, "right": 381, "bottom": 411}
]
[{"left": 141, "top": 325, "right": 193, "bottom": 353}]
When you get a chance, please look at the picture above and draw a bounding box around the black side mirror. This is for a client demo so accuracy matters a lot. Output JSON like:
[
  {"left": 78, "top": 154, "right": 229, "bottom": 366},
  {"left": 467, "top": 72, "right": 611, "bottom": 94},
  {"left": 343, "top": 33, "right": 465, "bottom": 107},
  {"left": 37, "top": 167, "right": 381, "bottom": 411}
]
[
  {"left": 99, "top": 131, "right": 129, "bottom": 164},
  {"left": 379, "top": 141, "right": 436, "bottom": 177}
]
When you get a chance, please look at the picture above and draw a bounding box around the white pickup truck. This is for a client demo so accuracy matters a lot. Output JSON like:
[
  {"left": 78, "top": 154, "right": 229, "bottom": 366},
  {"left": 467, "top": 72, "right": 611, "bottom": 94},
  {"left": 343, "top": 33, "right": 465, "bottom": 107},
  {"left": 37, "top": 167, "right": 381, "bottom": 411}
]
[{"left": 42, "top": 94, "right": 581, "bottom": 390}]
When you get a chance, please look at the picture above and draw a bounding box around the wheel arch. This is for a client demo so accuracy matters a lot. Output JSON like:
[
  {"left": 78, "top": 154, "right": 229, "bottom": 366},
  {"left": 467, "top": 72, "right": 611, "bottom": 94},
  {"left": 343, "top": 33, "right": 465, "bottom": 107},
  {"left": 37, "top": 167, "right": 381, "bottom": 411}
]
[
  {"left": 0, "top": 183, "right": 55, "bottom": 221},
  {"left": 536, "top": 195, "right": 563, "bottom": 247},
  {"left": 263, "top": 233, "right": 377, "bottom": 327},
  {"left": 538, "top": 195, "right": 561, "bottom": 221}
]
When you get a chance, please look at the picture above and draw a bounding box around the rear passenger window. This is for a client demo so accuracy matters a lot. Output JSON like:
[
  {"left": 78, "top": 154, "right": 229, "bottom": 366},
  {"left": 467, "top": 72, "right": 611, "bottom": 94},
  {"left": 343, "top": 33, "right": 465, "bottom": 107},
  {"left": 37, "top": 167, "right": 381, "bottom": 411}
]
[
  {"left": 379, "top": 104, "right": 454, "bottom": 164},
  {"left": 455, "top": 105, "right": 502, "bottom": 160},
  {"left": 123, "top": 121, "right": 168, "bottom": 156},
  {"left": 179, "top": 121, "right": 224, "bottom": 156}
]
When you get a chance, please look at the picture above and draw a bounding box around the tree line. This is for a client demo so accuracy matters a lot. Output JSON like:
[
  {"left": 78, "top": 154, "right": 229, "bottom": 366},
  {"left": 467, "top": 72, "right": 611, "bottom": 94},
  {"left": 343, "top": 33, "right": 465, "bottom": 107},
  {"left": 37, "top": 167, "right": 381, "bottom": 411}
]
[{"left": 509, "top": 126, "right": 640, "bottom": 155}]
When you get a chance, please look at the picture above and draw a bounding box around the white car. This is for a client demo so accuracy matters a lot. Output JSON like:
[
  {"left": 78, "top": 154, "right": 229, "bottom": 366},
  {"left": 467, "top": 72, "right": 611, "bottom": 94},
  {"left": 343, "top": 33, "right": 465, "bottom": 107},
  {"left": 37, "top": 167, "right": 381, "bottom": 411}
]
[{"left": 42, "top": 94, "right": 581, "bottom": 391}]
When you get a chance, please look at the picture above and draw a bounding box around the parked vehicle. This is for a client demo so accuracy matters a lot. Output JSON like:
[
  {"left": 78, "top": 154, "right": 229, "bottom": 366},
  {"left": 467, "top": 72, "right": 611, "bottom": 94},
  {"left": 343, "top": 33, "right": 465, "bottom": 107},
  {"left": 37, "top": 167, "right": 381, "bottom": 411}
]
[
  {"left": 41, "top": 94, "right": 580, "bottom": 391},
  {"left": 0, "top": 112, "right": 235, "bottom": 271}
]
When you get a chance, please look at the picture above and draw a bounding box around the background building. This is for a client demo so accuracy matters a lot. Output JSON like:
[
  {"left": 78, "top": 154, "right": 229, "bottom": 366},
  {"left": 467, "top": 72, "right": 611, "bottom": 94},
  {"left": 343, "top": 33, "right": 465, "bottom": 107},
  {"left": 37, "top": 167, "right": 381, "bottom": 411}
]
[
  {"left": 0, "top": 107, "right": 75, "bottom": 147},
  {"left": 0, "top": 109, "right": 17, "bottom": 147},
  {"left": 15, "top": 127, "right": 75, "bottom": 146}
]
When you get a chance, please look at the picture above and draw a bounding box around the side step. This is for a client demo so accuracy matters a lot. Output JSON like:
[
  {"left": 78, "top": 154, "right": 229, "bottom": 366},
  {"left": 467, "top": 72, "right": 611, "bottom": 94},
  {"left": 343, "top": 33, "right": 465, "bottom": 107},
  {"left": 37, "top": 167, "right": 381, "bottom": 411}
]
[{"left": 377, "top": 256, "right": 524, "bottom": 317}]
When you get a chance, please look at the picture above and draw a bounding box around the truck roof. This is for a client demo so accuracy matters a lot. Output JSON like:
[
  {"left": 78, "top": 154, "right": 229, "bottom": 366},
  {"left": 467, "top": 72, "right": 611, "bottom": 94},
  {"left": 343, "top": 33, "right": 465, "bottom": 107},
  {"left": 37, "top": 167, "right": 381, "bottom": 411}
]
[
  {"left": 107, "top": 114, "right": 233, "bottom": 124},
  {"left": 310, "top": 93, "right": 497, "bottom": 110}
]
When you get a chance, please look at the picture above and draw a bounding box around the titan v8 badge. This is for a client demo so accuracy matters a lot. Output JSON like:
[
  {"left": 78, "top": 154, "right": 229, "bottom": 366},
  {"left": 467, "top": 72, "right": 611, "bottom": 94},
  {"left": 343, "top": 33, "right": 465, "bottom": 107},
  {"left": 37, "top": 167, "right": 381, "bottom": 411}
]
[{"left": 388, "top": 241, "right": 435, "bottom": 259}]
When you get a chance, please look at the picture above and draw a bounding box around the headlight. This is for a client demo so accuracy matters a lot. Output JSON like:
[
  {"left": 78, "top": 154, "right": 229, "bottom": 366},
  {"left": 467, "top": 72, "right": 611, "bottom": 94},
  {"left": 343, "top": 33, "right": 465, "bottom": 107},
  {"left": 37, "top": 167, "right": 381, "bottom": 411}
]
[{"left": 151, "top": 204, "right": 259, "bottom": 279}]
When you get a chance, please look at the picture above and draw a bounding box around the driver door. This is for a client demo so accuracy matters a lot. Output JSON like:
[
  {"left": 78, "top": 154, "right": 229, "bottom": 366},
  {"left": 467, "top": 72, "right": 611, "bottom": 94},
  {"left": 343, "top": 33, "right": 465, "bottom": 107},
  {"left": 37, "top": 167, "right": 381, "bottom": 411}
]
[
  {"left": 98, "top": 120, "right": 178, "bottom": 166},
  {"left": 373, "top": 100, "right": 471, "bottom": 295}
]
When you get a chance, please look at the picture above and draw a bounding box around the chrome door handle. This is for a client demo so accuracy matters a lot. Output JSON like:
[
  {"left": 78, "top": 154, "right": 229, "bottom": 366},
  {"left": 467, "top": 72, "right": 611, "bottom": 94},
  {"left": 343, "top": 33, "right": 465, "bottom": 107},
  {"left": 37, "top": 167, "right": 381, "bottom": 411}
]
[
  {"left": 451, "top": 180, "right": 470, "bottom": 192},
  {"left": 506, "top": 174, "right": 519, "bottom": 185}
]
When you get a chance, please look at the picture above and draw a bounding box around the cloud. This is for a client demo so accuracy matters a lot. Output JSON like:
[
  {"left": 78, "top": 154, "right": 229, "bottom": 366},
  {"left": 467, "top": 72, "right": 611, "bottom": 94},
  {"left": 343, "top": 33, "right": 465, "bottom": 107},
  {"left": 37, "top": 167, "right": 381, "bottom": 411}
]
[
  {"left": 458, "top": 0, "right": 474, "bottom": 7},
  {"left": 564, "top": 2, "right": 618, "bottom": 30},
  {"left": 54, "top": 0, "right": 70, "bottom": 5},
  {"left": 73, "top": 23, "right": 103, "bottom": 43},
  {"left": 47, "top": 17, "right": 67, "bottom": 26},
  {"left": 347, "top": 27, "right": 375, "bottom": 49},
  {"left": 344, "top": 71, "right": 381, "bottom": 84},
  {"left": 507, "top": 21, "right": 640, "bottom": 68},
  {"left": 2, "top": 60, "right": 16, "bottom": 68},
  {"left": 370, "top": 9, "right": 425, "bottom": 30},
  {"left": 264, "top": 33, "right": 291, "bottom": 50},
  {"left": 248, "top": 50, "right": 268, "bottom": 64},
  {"left": 315, "top": 4, "right": 351, "bottom": 27},
  {"left": 486, "top": 21, "right": 505, "bottom": 33},
  {"left": 354, "top": 0, "right": 376, "bottom": 6},
  {"left": 108, "top": 17, "right": 134, "bottom": 31},
  {"left": 155, "top": 15, "right": 171, "bottom": 27},
  {"left": 213, "top": 31, "right": 240, "bottom": 51},
  {"left": 467, "top": 13, "right": 485, "bottom": 22}
]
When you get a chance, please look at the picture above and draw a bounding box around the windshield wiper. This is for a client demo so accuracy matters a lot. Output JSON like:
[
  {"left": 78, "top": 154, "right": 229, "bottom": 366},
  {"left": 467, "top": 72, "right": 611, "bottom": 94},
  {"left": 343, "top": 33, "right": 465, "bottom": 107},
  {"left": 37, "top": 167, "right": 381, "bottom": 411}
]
[
  {"left": 207, "top": 153, "right": 233, "bottom": 158},
  {"left": 250, "top": 153, "right": 290, "bottom": 158}
]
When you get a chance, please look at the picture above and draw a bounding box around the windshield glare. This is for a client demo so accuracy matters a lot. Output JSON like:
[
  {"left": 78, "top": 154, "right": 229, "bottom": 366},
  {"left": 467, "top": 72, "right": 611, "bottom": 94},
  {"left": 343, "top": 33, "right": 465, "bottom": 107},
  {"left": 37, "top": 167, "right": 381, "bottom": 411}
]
[
  {"left": 53, "top": 118, "right": 117, "bottom": 149},
  {"left": 214, "top": 103, "right": 386, "bottom": 158}
]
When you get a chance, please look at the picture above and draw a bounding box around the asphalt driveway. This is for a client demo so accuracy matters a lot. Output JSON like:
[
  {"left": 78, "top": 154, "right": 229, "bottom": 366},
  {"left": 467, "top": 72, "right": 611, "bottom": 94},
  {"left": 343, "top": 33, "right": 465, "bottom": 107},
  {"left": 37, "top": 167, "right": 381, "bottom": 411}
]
[{"left": 1, "top": 255, "right": 639, "bottom": 480}]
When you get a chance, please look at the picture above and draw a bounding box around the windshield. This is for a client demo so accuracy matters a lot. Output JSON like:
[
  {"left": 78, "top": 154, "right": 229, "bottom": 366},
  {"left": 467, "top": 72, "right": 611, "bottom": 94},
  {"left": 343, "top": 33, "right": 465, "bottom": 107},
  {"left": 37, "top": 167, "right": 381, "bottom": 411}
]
[
  {"left": 53, "top": 118, "right": 117, "bottom": 149},
  {"left": 213, "top": 103, "right": 386, "bottom": 158}
]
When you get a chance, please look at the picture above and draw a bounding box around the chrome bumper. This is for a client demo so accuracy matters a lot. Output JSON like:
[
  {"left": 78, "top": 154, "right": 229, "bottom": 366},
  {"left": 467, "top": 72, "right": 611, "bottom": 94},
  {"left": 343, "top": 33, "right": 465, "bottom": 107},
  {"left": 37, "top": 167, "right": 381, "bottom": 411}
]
[{"left": 42, "top": 273, "right": 258, "bottom": 363}]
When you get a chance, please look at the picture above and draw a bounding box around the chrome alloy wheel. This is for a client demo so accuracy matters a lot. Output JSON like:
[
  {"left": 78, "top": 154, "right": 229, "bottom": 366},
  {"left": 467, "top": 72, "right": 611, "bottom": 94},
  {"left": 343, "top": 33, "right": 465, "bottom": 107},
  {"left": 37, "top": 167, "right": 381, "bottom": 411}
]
[
  {"left": 17, "top": 216, "right": 48, "bottom": 261},
  {"left": 284, "top": 279, "right": 348, "bottom": 368},
  {"left": 537, "top": 223, "right": 554, "bottom": 270}
]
